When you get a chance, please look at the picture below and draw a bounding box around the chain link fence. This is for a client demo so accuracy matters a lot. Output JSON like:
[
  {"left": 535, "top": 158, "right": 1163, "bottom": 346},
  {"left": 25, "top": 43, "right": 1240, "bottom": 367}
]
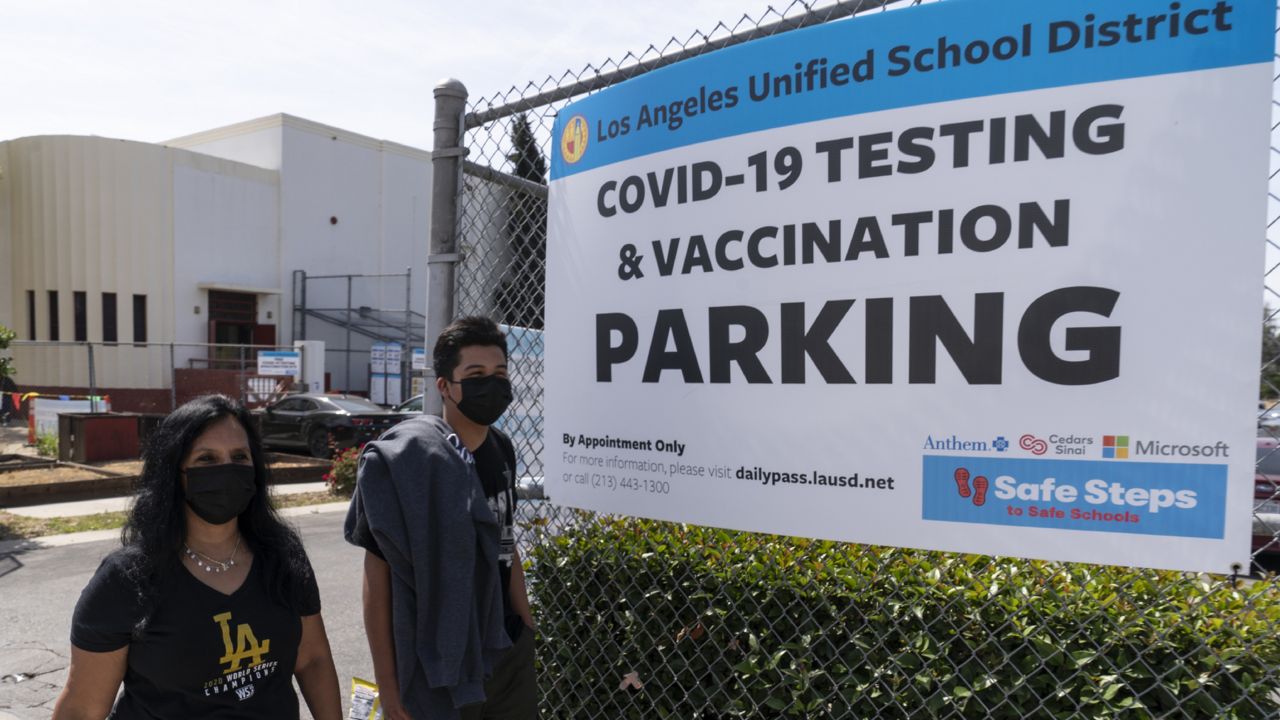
[
  {"left": 452, "top": 1, "right": 1280, "bottom": 716},
  {"left": 6, "top": 341, "right": 308, "bottom": 414}
]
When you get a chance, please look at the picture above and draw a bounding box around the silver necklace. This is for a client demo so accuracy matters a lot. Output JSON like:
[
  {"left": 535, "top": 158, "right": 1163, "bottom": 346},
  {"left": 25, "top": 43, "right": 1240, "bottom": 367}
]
[{"left": 184, "top": 535, "right": 241, "bottom": 573}]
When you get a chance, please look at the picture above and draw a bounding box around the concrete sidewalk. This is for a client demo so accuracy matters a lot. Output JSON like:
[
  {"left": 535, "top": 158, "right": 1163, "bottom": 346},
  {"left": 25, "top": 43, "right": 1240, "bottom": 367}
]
[
  {"left": 0, "top": 491, "right": 350, "bottom": 556},
  {"left": 0, "top": 423, "right": 35, "bottom": 457},
  {"left": 4, "top": 481, "right": 332, "bottom": 518}
]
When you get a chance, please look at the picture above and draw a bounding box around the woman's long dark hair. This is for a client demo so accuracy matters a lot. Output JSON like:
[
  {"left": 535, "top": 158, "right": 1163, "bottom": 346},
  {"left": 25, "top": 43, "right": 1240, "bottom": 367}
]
[{"left": 120, "top": 394, "right": 313, "bottom": 627}]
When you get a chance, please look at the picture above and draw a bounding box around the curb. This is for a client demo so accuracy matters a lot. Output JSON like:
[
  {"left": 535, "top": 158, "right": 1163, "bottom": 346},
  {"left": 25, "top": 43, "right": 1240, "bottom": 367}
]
[{"left": 0, "top": 454, "right": 329, "bottom": 508}]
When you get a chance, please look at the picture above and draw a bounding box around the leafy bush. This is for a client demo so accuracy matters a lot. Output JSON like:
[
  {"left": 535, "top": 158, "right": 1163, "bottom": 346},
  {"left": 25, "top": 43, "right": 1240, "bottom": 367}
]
[
  {"left": 0, "top": 322, "right": 15, "bottom": 381},
  {"left": 35, "top": 432, "right": 57, "bottom": 458},
  {"left": 529, "top": 515, "right": 1280, "bottom": 719},
  {"left": 324, "top": 445, "right": 361, "bottom": 497}
]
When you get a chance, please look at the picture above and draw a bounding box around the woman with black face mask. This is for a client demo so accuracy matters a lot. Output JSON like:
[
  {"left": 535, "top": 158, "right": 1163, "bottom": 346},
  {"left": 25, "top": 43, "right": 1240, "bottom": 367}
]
[{"left": 53, "top": 394, "right": 342, "bottom": 720}]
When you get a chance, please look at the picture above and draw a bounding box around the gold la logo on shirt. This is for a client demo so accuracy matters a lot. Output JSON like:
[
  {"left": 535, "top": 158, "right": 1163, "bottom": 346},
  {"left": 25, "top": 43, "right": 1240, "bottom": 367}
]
[{"left": 213, "top": 611, "right": 271, "bottom": 674}]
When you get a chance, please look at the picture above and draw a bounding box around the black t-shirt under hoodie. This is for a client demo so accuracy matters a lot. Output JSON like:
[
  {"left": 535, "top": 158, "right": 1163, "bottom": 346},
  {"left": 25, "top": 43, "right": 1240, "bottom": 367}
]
[{"left": 70, "top": 549, "right": 320, "bottom": 719}]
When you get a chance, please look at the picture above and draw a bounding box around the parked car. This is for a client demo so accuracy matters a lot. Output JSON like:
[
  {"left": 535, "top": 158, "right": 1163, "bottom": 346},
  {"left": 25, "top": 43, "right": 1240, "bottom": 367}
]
[
  {"left": 254, "top": 393, "right": 407, "bottom": 458},
  {"left": 393, "top": 394, "right": 424, "bottom": 414},
  {"left": 1254, "top": 437, "right": 1280, "bottom": 556}
]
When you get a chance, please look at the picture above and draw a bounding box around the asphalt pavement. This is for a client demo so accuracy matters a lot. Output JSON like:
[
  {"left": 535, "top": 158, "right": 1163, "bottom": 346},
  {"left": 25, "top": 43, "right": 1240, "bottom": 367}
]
[{"left": 0, "top": 507, "right": 369, "bottom": 720}]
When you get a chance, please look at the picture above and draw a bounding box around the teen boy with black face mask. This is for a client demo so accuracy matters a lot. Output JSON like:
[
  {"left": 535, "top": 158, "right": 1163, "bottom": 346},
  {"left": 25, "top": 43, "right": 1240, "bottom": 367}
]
[{"left": 345, "top": 317, "right": 536, "bottom": 719}]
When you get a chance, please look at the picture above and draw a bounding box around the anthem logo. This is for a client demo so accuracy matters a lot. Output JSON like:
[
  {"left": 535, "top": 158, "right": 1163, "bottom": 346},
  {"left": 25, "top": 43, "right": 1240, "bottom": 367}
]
[{"left": 922, "top": 435, "right": 1007, "bottom": 452}]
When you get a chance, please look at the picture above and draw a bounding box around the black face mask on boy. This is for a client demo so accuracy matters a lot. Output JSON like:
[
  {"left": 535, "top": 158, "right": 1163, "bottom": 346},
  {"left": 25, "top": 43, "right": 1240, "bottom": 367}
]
[
  {"left": 449, "top": 375, "right": 513, "bottom": 426},
  {"left": 185, "top": 464, "right": 256, "bottom": 525}
]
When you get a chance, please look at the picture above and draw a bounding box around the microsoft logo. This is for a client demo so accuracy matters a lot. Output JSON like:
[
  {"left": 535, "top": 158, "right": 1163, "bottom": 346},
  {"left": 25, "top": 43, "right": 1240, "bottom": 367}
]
[{"left": 1102, "top": 435, "right": 1129, "bottom": 459}]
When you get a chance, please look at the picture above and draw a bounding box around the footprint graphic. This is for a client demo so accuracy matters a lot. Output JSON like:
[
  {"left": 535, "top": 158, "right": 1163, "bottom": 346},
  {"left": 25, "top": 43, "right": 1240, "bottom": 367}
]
[
  {"left": 973, "top": 476, "right": 989, "bottom": 507},
  {"left": 954, "top": 468, "right": 971, "bottom": 498}
]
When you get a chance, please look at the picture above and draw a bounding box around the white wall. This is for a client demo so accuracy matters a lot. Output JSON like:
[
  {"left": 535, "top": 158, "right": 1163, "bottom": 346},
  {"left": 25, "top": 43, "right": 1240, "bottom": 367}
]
[
  {"left": 276, "top": 121, "right": 431, "bottom": 391},
  {"left": 174, "top": 115, "right": 435, "bottom": 389},
  {"left": 172, "top": 154, "right": 280, "bottom": 357},
  {"left": 379, "top": 145, "right": 431, "bottom": 316},
  {"left": 0, "top": 136, "right": 284, "bottom": 389},
  {"left": 0, "top": 143, "right": 12, "bottom": 332},
  {"left": 2, "top": 115, "right": 437, "bottom": 394},
  {"left": 166, "top": 116, "right": 285, "bottom": 171},
  {"left": 2, "top": 136, "right": 175, "bottom": 388}
]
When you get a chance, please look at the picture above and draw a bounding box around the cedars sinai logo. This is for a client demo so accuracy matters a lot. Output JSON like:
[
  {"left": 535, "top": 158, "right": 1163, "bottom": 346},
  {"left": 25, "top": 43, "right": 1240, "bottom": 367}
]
[{"left": 1019, "top": 434, "right": 1048, "bottom": 455}]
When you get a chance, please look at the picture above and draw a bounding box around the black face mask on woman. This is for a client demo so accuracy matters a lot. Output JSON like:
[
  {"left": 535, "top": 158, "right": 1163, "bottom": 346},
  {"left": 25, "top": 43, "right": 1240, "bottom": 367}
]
[
  {"left": 185, "top": 464, "right": 256, "bottom": 525},
  {"left": 451, "top": 375, "right": 513, "bottom": 426}
]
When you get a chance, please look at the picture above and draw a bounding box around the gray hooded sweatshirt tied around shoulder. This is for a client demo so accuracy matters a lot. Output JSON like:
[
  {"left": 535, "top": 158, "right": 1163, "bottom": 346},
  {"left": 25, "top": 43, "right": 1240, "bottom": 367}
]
[{"left": 344, "top": 415, "right": 512, "bottom": 719}]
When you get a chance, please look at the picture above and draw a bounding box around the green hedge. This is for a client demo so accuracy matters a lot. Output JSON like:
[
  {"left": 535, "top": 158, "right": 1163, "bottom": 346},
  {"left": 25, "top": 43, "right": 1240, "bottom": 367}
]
[{"left": 528, "top": 515, "right": 1280, "bottom": 719}]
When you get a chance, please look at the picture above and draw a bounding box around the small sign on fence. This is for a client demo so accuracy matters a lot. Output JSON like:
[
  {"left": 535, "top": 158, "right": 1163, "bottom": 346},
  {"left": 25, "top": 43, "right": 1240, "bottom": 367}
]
[
  {"left": 369, "top": 342, "right": 402, "bottom": 405},
  {"left": 257, "top": 350, "right": 301, "bottom": 378},
  {"left": 543, "top": 0, "right": 1272, "bottom": 573}
]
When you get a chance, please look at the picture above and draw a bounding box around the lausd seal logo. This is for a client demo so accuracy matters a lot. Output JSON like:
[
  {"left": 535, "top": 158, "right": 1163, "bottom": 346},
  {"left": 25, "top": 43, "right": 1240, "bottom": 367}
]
[{"left": 561, "top": 115, "right": 589, "bottom": 164}]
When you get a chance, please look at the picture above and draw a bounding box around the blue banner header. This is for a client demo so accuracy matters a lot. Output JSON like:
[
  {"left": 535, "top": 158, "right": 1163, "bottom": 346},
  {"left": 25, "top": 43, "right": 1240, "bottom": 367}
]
[{"left": 550, "top": 0, "right": 1270, "bottom": 179}]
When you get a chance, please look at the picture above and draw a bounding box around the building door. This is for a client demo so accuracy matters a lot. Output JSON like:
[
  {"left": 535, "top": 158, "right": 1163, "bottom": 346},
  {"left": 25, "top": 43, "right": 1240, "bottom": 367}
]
[
  {"left": 252, "top": 324, "right": 276, "bottom": 346},
  {"left": 208, "top": 291, "right": 257, "bottom": 368}
]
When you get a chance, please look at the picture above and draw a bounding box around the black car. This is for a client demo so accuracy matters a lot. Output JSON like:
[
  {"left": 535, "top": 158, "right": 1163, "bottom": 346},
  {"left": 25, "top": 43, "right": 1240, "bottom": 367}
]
[
  {"left": 393, "top": 394, "right": 425, "bottom": 413},
  {"left": 255, "top": 393, "right": 406, "bottom": 458}
]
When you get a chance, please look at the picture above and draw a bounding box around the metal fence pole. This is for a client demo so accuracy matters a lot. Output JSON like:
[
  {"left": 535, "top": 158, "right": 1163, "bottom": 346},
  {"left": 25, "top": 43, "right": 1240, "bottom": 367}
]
[
  {"left": 299, "top": 270, "right": 308, "bottom": 341},
  {"left": 238, "top": 345, "right": 246, "bottom": 405},
  {"left": 169, "top": 342, "right": 177, "bottom": 411},
  {"left": 86, "top": 343, "right": 97, "bottom": 412},
  {"left": 345, "top": 276, "right": 353, "bottom": 393},
  {"left": 404, "top": 266, "right": 413, "bottom": 402},
  {"left": 425, "top": 78, "right": 468, "bottom": 416}
]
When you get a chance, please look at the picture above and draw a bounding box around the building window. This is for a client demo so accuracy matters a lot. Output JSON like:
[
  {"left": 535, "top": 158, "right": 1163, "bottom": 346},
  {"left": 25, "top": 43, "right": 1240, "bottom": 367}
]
[
  {"left": 103, "top": 293, "right": 118, "bottom": 344},
  {"left": 26, "top": 291, "right": 35, "bottom": 341},
  {"left": 48, "top": 291, "right": 59, "bottom": 341},
  {"left": 133, "top": 294, "right": 147, "bottom": 345},
  {"left": 74, "top": 291, "right": 87, "bottom": 342}
]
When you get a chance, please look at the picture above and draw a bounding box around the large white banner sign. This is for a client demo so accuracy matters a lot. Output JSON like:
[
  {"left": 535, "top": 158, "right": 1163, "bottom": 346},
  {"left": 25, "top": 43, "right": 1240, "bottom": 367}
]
[{"left": 544, "top": 0, "right": 1273, "bottom": 573}]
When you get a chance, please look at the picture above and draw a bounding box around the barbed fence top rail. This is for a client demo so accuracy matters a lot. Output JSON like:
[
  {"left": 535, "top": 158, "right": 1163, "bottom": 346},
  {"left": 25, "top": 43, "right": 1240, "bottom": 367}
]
[{"left": 465, "top": 0, "right": 897, "bottom": 129}]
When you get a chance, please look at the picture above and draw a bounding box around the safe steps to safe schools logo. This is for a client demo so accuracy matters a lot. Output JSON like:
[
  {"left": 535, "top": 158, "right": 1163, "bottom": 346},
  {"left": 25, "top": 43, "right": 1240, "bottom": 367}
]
[
  {"left": 920, "top": 455, "right": 1227, "bottom": 540},
  {"left": 561, "top": 115, "right": 589, "bottom": 164},
  {"left": 952, "top": 467, "right": 989, "bottom": 507}
]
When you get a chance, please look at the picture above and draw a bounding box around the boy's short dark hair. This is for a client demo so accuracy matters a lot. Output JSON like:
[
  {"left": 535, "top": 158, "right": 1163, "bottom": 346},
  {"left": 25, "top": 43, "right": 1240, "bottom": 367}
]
[{"left": 433, "top": 316, "right": 508, "bottom": 381}]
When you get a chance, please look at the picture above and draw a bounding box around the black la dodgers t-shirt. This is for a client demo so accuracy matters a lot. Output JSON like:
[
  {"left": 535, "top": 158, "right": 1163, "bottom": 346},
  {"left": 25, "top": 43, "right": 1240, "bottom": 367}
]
[{"left": 70, "top": 549, "right": 321, "bottom": 719}]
